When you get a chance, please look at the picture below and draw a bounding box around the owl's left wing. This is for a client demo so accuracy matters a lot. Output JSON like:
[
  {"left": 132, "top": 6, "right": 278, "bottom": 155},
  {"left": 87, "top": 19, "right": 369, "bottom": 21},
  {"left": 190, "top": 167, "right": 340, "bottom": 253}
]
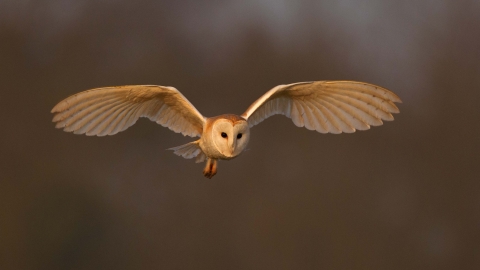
[{"left": 241, "top": 81, "right": 401, "bottom": 134}]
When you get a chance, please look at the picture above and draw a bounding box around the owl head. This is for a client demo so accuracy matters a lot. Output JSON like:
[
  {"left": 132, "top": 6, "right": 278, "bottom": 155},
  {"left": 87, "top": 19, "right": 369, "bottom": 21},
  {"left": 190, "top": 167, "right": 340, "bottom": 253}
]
[{"left": 211, "top": 115, "right": 250, "bottom": 158}]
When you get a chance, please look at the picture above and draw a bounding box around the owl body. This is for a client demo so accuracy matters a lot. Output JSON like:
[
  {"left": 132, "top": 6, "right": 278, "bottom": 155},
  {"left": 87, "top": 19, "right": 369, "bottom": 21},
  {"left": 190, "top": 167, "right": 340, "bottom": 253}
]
[{"left": 51, "top": 81, "right": 401, "bottom": 178}]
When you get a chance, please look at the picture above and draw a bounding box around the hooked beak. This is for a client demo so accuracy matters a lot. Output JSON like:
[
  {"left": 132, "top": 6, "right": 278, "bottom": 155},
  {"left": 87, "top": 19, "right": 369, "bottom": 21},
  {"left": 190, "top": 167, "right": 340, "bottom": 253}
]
[{"left": 228, "top": 138, "right": 236, "bottom": 156}]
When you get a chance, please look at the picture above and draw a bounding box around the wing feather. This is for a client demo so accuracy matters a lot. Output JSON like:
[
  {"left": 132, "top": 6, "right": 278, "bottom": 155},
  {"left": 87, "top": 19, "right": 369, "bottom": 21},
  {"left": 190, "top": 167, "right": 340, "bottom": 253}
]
[
  {"left": 290, "top": 101, "right": 304, "bottom": 127},
  {"left": 56, "top": 97, "right": 123, "bottom": 129},
  {"left": 307, "top": 100, "right": 337, "bottom": 133},
  {"left": 75, "top": 102, "right": 132, "bottom": 135},
  {"left": 306, "top": 102, "right": 322, "bottom": 131},
  {"left": 242, "top": 81, "right": 401, "bottom": 134},
  {"left": 86, "top": 101, "right": 132, "bottom": 136},
  {"left": 296, "top": 100, "right": 316, "bottom": 131},
  {"left": 99, "top": 102, "right": 135, "bottom": 136},
  {"left": 52, "top": 85, "right": 206, "bottom": 137},
  {"left": 321, "top": 97, "right": 370, "bottom": 131},
  {"left": 308, "top": 98, "right": 342, "bottom": 134},
  {"left": 313, "top": 98, "right": 352, "bottom": 133},
  {"left": 323, "top": 81, "right": 401, "bottom": 103},
  {"left": 303, "top": 100, "right": 328, "bottom": 133},
  {"left": 330, "top": 89, "right": 399, "bottom": 114},
  {"left": 318, "top": 97, "right": 356, "bottom": 133},
  {"left": 122, "top": 105, "right": 142, "bottom": 129},
  {"left": 64, "top": 100, "right": 126, "bottom": 132},
  {"left": 110, "top": 104, "right": 138, "bottom": 135},
  {"left": 326, "top": 94, "right": 383, "bottom": 126},
  {"left": 52, "top": 95, "right": 119, "bottom": 122}
]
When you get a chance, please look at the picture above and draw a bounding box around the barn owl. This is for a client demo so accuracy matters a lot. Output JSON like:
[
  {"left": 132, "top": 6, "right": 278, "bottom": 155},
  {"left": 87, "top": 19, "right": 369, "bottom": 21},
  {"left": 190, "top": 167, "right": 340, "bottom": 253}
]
[{"left": 51, "top": 81, "right": 401, "bottom": 178}]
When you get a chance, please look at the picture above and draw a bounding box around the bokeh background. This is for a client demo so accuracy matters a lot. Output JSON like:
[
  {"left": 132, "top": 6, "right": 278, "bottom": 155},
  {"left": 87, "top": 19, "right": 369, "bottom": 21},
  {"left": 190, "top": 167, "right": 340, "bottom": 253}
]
[{"left": 1, "top": 0, "right": 479, "bottom": 269}]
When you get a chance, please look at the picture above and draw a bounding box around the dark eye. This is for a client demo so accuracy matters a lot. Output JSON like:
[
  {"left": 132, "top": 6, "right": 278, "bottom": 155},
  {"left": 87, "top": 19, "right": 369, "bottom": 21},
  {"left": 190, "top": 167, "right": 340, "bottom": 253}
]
[
  {"left": 221, "top": 132, "right": 227, "bottom": 138},
  {"left": 237, "top": 133, "right": 242, "bottom": 139}
]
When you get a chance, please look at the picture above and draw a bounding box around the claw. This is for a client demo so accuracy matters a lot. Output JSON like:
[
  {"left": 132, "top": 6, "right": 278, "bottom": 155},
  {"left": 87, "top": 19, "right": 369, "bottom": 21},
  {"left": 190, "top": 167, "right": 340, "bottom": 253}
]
[{"left": 203, "top": 158, "right": 217, "bottom": 179}]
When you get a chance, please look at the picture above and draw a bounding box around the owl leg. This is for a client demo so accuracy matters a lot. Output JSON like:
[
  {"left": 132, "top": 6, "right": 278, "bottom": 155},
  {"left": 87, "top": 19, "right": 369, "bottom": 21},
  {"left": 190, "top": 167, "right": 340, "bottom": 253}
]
[{"left": 203, "top": 158, "right": 218, "bottom": 179}]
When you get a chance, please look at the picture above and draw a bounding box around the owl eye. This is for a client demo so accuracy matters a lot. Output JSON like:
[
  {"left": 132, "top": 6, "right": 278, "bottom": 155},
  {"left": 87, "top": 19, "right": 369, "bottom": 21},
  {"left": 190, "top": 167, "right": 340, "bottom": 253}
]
[
  {"left": 221, "top": 132, "right": 227, "bottom": 138},
  {"left": 237, "top": 133, "right": 242, "bottom": 139}
]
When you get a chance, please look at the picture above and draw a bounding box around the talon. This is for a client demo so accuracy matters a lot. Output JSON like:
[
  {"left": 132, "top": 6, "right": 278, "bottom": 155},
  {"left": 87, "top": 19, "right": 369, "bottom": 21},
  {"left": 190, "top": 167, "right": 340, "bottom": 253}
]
[
  {"left": 203, "top": 158, "right": 218, "bottom": 179},
  {"left": 203, "top": 168, "right": 210, "bottom": 177},
  {"left": 203, "top": 170, "right": 213, "bottom": 179}
]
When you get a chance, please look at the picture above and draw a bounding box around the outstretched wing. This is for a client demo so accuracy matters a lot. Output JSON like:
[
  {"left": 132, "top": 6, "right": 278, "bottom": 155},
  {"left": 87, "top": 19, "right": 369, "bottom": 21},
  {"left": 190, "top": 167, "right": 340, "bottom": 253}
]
[
  {"left": 241, "top": 81, "right": 401, "bottom": 134},
  {"left": 52, "top": 85, "right": 206, "bottom": 137}
]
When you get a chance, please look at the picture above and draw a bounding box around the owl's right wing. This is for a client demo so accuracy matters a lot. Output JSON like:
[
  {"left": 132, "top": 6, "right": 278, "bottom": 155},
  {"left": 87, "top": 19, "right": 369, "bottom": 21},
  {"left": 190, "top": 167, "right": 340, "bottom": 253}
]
[
  {"left": 241, "top": 81, "right": 401, "bottom": 134},
  {"left": 52, "top": 85, "right": 206, "bottom": 137}
]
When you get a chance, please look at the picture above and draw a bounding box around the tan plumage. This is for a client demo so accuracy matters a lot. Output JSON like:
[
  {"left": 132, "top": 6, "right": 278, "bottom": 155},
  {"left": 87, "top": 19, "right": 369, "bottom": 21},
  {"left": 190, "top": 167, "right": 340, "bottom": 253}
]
[
  {"left": 52, "top": 81, "right": 401, "bottom": 178},
  {"left": 242, "top": 81, "right": 401, "bottom": 133},
  {"left": 51, "top": 85, "right": 205, "bottom": 137}
]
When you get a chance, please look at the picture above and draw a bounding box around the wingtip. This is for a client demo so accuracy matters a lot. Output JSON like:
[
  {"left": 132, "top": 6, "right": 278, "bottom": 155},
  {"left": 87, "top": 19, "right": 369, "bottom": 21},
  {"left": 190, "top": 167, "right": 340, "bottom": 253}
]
[
  {"left": 389, "top": 93, "right": 402, "bottom": 104},
  {"left": 51, "top": 100, "right": 67, "bottom": 113},
  {"left": 51, "top": 106, "right": 60, "bottom": 113}
]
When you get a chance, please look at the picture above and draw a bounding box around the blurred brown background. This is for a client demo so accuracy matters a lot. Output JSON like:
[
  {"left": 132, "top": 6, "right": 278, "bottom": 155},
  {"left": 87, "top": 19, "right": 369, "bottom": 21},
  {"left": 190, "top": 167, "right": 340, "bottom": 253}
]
[{"left": 1, "top": 1, "right": 479, "bottom": 269}]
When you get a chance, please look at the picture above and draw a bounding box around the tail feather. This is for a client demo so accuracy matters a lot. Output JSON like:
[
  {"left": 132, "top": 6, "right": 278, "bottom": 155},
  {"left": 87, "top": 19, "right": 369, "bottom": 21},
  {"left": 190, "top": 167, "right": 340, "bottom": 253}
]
[{"left": 168, "top": 140, "right": 206, "bottom": 163}]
